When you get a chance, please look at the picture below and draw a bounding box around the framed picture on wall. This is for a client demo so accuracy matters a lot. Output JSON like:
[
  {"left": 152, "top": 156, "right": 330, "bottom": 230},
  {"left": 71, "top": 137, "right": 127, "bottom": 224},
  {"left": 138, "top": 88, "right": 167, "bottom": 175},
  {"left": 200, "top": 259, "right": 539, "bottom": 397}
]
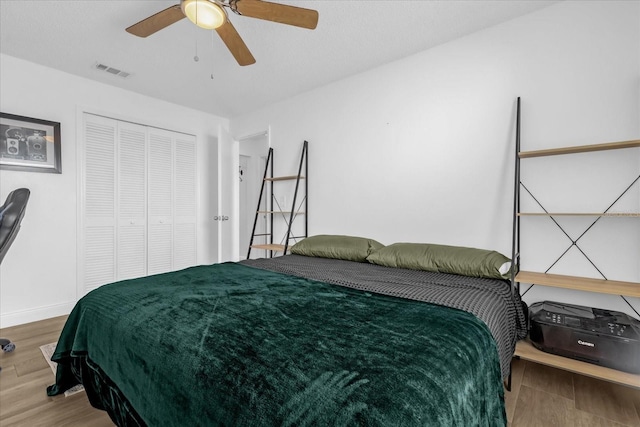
[{"left": 0, "top": 112, "right": 61, "bottom": 173}]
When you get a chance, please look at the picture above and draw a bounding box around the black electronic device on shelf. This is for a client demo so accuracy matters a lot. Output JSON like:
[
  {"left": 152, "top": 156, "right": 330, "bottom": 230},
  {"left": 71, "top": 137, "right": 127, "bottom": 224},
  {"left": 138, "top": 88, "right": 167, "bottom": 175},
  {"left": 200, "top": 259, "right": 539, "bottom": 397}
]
[{"left": 529, "top": 301, "right": 640, "bottom": 374}]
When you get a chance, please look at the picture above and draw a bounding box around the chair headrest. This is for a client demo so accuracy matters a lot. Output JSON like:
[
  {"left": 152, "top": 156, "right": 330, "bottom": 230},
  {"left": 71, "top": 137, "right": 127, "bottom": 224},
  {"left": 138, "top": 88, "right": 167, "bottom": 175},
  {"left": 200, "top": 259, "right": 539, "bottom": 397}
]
[{"left": 0, "top": 188, "right": 31, "bottom": 264}]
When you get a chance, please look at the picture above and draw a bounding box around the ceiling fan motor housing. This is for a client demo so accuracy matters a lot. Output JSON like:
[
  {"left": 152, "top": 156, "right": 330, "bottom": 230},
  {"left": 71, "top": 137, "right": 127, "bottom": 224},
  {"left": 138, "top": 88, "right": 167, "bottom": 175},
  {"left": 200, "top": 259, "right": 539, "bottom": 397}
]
[{"left": 181, "top": 0, "right": 227, "bottom": 30}]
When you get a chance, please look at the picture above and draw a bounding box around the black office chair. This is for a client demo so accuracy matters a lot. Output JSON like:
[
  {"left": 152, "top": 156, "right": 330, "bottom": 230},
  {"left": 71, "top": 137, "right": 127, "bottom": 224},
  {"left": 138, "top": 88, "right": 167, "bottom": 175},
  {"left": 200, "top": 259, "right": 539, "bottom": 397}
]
[{"left": 0, "top": 188, "right": 30, "bottom": 354}]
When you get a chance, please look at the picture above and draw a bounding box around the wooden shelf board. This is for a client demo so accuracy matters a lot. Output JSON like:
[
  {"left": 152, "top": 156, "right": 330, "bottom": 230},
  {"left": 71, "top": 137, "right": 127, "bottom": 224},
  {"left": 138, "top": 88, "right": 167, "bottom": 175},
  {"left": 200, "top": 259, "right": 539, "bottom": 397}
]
[
  {"left": 265, "top": 176, "right": 305, "bottom": 182},
  {"left": 515, "top": 340, "right": 640, "bottom": 389},
  {"left": 516, "top": 271, "right": 640, "bottom": 297},
  {"left": 519, "top": 139, "right": 640, "bottom": 158},
  {"left": 250, "top": 244, "right": 286, "bottom": 251},
  {"left": 518, "top": 212, "right": 639, "bottom": 217}
]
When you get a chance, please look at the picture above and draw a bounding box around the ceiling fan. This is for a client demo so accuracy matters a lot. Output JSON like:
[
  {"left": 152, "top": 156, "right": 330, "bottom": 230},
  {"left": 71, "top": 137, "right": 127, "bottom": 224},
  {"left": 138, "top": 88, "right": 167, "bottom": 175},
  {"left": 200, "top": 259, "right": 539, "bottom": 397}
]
[{"left": 126, "top": 0, "right": 319, "bottom": 66}]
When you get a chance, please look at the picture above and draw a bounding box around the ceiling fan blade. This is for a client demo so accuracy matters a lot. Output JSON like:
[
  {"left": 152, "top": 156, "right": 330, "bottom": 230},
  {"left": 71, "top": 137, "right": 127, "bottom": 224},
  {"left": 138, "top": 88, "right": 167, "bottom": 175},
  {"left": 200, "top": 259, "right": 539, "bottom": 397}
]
[
  {"left": 235, "top": 0, "right": 318, "bottom": 30},
  {"left": 126, "top": 4, "right": 185, "bottom": 37},
  {"left": 216, "top": 20, "right": 256, "bottom": 66}
]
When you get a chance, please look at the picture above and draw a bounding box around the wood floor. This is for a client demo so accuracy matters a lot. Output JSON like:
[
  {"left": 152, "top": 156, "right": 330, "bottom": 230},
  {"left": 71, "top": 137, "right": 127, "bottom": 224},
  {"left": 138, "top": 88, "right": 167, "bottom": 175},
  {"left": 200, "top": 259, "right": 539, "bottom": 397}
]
[
  {"left": 0, "top": 316, "right": 112, "bottom": 426},
  {"left": 1, "top": 316, "right": 639, "bottom": 426}
]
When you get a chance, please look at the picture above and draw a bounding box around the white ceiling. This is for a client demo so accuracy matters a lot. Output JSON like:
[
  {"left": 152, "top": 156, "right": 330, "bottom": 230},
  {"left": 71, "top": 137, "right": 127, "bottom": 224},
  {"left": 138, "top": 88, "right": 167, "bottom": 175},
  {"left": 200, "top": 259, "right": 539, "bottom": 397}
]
[{"left": 0, "top": 0, "right": 557, "bottom": 118}]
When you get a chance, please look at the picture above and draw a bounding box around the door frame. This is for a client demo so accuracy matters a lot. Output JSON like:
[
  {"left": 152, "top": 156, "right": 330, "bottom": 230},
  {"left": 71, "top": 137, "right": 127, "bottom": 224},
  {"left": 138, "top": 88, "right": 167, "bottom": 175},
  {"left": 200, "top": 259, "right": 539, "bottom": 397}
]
[{"left": 238, "top": 130, "right": 271, "bottom": 259}]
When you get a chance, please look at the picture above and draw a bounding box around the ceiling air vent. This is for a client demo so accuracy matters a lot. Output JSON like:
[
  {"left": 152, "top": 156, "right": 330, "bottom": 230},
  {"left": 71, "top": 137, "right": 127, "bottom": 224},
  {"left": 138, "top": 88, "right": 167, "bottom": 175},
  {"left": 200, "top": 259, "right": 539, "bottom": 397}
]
[{"left": 94, "top": 62, "right": 131, "bottom": 78}]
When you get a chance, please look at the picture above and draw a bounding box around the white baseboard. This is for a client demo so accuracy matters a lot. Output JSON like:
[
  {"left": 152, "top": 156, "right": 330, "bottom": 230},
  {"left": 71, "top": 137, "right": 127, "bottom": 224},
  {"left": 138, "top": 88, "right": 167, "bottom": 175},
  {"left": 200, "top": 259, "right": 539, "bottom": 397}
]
[{"left": 0, "top": 302, "right": 75, "bottom": 328}]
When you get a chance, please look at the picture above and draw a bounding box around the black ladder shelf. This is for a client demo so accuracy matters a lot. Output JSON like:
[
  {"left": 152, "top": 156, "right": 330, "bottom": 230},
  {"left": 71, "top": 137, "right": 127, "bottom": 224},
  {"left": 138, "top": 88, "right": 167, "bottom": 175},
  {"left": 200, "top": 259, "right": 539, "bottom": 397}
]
[
  {"left": 510, "top": 97, "right": 640, "bottom": 389},
  {"left": 247, "top": 141, "right": 308, "bottom": 258}
]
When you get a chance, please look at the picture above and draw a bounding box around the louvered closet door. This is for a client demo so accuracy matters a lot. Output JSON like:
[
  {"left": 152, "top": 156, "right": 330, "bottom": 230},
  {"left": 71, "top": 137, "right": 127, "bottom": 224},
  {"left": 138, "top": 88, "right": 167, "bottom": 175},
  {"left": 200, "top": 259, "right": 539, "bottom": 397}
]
[
  {"left": 148, "top": 128, "right": 174, "bottom": 275},
  {"left": 117, "top": 122, "right": 147, "bottom": 280},
  {"left": 173, "top": 133, "right": 197, "bottom": 270},
  {"left": 81, "top": 116, "right": 198, "bottom": 289},
  {"left": 82, "top": 114, "right": 117, "bottom": 293}
]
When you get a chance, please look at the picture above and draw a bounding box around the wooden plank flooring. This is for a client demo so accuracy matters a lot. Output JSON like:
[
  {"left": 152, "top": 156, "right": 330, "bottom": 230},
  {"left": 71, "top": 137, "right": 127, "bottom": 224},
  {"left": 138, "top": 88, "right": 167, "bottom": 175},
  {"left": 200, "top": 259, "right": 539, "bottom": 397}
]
[
  {"left": 0, "top": 316, "right": 113, "bottom": 426},
  {"left": 1, "top": 316, "right": 640, "bottom": 426},
  {"left": 506, "top": 358, "right": 640, "bottom": 426}
]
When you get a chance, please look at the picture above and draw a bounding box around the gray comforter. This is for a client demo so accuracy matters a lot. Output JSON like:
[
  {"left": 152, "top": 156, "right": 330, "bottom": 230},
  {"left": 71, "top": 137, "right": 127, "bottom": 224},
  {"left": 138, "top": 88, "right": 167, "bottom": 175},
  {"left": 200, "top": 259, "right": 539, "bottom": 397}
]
[{"left": 241, "top": 254, "right": 527, "bottom": 378}]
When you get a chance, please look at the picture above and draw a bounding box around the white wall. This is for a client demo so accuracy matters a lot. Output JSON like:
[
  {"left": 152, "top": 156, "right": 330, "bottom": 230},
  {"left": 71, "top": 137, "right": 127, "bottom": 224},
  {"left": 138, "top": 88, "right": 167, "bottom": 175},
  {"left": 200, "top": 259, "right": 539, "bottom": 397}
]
[
  {"left": 230, "top": 1, "right": 640, "bottom": 315},
  {"left": 239, "top": 132, "right": 269, "bottom": 259},
  {"left": 2, "top": 1, "right": 638, "bottom": 327},
  {"left": 0, "top": 54, "right": 227, "bottom": 327}
]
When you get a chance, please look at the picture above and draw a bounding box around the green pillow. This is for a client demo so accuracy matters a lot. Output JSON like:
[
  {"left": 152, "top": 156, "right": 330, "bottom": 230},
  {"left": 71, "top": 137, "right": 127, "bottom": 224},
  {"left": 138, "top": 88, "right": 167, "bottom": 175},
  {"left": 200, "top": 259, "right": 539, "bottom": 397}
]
[
  {"left": 291, "top": 235, "right": 385, "bottom": 262},
  {"left": 366, "top": 242, "right": 511, "bottom": 279}
]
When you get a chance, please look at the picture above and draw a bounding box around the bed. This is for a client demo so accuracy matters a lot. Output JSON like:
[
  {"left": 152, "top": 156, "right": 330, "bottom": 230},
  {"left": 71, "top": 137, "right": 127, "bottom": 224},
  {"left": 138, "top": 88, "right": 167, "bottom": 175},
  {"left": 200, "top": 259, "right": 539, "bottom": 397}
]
[{"left": 47, "top": 238, "right": 527, "bottom": 426}]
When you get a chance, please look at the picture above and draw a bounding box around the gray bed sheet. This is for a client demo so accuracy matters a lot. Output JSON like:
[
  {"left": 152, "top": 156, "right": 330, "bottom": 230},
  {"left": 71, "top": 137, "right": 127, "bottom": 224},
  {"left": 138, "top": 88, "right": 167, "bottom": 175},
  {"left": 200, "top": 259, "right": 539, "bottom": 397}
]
[{"left": 241, "top": 254, "right": 527, "bottom": 379}]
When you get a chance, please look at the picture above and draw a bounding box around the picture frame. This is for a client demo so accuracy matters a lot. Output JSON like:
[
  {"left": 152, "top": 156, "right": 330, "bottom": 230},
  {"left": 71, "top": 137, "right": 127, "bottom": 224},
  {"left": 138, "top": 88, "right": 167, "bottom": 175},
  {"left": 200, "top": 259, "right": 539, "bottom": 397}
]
[{"left": 0, "top": 112, "right": 61, "bottom": 173}]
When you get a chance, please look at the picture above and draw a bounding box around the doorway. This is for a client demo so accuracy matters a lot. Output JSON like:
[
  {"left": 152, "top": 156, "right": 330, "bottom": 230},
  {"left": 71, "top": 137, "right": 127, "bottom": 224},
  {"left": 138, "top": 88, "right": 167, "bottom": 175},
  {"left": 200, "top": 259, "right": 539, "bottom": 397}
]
[{"left": 238, "top": 131, "right": 269, "bottom": 259}]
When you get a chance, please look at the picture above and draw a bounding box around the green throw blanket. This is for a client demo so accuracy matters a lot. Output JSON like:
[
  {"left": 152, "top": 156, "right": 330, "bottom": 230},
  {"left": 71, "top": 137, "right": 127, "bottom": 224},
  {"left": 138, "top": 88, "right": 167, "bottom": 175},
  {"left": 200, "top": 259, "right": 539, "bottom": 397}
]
[{"left": 48, "top": 262, "right": 506, "bottom": 426}]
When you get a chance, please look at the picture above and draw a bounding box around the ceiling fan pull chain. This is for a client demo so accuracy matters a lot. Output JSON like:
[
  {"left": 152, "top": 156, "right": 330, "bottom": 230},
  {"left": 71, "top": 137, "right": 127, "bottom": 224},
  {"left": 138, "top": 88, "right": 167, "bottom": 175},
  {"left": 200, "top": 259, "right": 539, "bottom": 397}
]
[
  {"left": 194, "top": 0, "right": 202, "bottom": 62},
  {"left": 194, "top": 23, "right": 200, "bottom": 62},
  {"left": 210, "top": 30, "right": 216, "bottom": 79}
]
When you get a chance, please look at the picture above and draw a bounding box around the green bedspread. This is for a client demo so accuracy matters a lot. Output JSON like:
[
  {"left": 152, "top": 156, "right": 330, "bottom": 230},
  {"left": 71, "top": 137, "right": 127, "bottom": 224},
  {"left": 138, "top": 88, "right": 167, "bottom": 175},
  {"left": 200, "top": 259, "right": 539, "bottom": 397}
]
[{"left": 48, "top": 262, "right": 506, "bottom": 426}]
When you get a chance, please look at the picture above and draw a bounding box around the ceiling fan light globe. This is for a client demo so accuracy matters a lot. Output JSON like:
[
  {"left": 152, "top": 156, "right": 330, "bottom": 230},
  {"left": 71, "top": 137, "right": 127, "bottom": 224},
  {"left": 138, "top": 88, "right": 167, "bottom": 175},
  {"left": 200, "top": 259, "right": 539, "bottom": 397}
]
[{"left": 181, "top": 0, "right": 226, "bottom": 30}]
